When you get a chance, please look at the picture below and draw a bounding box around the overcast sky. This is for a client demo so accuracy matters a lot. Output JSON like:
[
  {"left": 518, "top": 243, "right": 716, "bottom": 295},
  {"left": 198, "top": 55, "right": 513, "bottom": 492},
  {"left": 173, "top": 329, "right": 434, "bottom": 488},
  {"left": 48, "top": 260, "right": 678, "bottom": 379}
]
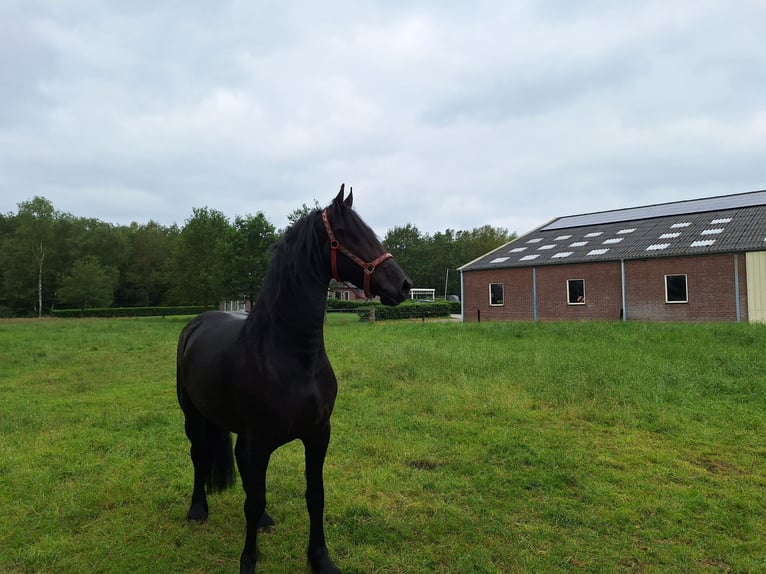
[{"left": 2, "top": 1, "right": 765, "bottom": 236}]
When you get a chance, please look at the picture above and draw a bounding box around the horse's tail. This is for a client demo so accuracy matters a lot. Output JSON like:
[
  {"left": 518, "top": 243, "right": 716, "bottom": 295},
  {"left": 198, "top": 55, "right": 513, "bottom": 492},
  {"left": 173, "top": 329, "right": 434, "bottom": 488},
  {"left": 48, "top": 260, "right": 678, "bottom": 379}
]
[{"left": 207, "top": 428, "right": 236, "bottom": 494}]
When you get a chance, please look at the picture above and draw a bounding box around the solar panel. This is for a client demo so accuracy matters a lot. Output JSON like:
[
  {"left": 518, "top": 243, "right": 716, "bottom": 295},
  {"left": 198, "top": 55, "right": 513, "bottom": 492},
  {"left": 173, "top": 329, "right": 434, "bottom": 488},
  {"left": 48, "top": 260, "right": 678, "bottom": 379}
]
[{"left": 542, "top": 189, "right": 766, "bottom": 231}]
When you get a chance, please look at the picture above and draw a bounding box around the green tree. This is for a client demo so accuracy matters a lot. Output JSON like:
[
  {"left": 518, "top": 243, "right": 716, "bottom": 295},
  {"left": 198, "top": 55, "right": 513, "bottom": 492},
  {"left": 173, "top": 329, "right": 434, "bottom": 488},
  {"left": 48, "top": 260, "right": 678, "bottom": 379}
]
[
  {"left": 225, "top": 213, "right": 277, "bottom": 304},
  {"left": 383, "top": 223, "right": 425, "bottom": 285},
  {"left": 0, "top": 212, "right": 14, "bottom": 314},
  {"left": 57, "top": 256, "right": 119, "bottom": 312},
  {"left": 0, "top": 211, "right": 12, "bottom": 237},
  {"left": 1, "top": 197, "right": 59, "bottom": 316},
  {"left": 64, "top": 216, "right": 131, "bottom": 270},
  {"left": 121, "top": 221, "right": 177, "bottom": 306},
  {"left": 54, "top": 214, "right": 133, "bottom": 307},
  {"left": 168, "top": 207, "right": 233, "bottom": 306},
  {"left": 455, "top": 225, "right": 515, "bottom": 264},
  {"left": 285, "top": 199, "right": 321, "bottom": 227},
  {"left": 383, "top": 223, "right": 514, "bottom": 296}
]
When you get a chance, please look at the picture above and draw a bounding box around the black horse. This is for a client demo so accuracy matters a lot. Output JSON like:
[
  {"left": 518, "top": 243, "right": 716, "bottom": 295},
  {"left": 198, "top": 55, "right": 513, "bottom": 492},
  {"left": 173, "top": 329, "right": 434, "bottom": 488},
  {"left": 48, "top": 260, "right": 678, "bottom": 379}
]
[{"left": 176, "top": 185, "right": 412, "bottom": 573}]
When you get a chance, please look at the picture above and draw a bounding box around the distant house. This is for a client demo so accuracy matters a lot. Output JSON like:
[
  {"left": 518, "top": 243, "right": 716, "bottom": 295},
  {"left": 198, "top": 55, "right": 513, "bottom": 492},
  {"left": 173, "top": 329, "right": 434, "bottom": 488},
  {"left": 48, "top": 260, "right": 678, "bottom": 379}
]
[
  {"left": 327, "top": 280, "right": 372, "bottom": 302},
  {"left": 222, "top": 282, "right": 375, "bottom": 312},
  {"left": 220, "top": 299, "right": 252, "bottom": 312},
  {"left": 459, "top": 190, "right": 766, "bottom": 323}
]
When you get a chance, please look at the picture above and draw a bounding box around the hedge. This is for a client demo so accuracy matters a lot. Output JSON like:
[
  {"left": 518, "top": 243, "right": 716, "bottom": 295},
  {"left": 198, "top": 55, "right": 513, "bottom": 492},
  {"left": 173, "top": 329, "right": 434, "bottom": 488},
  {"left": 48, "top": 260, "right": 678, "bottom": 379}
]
[
  {"left": 47, "top": 300, "right": 461, "bottom": 320},
  {"left": 326, "top": 299, "right": 370, "bottom": 310},
  {"left": 372, "top": 301, "right": 453, "bottom": 320},
  {"left": 326, "top": 298, "right": 460, "bottom": 321},
  {"left": 51, "top": 306, "right": 207, "bottom": 318}
]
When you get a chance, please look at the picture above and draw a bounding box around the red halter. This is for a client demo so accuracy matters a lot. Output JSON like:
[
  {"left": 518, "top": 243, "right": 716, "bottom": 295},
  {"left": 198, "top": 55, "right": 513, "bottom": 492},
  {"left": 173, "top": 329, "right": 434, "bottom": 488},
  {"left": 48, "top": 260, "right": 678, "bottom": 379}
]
[{"left": 322, "top": 208, "right": 393, "bottom": 299}]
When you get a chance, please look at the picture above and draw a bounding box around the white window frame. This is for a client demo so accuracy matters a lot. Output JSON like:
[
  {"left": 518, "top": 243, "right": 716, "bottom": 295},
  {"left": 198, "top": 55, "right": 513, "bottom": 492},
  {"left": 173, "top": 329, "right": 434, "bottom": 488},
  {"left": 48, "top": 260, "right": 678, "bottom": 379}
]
[
  {"left": 567, "top": 279, "right": 586, "bottom": 305},
  {"left": 489, "top": 283, "right": 504, "bottom": 306},
  {"left": 665, "top": 274, "right": 688, "bottom": 304}
]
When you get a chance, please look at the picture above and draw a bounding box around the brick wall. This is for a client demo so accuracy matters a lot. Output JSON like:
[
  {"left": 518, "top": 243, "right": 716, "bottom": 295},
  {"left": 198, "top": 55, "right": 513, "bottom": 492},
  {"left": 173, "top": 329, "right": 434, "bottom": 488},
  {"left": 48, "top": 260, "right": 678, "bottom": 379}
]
[
  {"left": 535, "top": 261, "right": 623, "bottom": 320},
  {"left": 461, "top": 267, "right": 535, "bottom": 322},
  {"left": 462, "top": 253, "right": 748, "bottom": 322},
  {"left": 624, "top": 253, "right": 746, "bottom": 322}
]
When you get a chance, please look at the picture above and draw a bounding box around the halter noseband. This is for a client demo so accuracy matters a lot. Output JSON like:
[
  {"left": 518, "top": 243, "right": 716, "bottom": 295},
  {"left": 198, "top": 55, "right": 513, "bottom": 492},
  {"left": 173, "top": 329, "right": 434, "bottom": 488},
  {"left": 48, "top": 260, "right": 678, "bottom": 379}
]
[{"left": 322, "top": 208, "right": 393, "bottom": 299}]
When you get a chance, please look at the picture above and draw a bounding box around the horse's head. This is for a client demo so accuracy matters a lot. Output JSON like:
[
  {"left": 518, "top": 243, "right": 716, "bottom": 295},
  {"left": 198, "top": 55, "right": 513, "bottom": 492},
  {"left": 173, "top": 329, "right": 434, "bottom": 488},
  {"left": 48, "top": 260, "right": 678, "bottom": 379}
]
[{"left": 322, "top": 184, "right": 412, "bottom": 306}]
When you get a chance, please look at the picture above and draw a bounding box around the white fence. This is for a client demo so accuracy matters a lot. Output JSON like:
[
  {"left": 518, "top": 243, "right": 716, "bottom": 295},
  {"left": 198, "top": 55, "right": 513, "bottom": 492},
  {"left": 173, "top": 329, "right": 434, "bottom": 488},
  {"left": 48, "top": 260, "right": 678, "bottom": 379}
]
[{"left": 409, "top": 288, "right": 435, "bottom": 300}]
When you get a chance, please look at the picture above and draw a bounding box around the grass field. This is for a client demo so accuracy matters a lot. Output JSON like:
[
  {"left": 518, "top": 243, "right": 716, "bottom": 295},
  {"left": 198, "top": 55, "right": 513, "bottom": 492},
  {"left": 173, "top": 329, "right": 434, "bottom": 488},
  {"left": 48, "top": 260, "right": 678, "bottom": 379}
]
[{"left": 1, "top": 316, "right": 765, "bottom": 573}]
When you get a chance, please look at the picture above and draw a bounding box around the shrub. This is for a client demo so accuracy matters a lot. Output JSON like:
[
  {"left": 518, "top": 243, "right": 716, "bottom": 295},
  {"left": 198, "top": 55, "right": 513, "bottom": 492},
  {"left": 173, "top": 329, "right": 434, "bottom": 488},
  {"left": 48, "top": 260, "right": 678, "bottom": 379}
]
[
  {"left": 326, "top": 299, "right": 371, "bottom": 310},
  {"left": 357, "top": 301, "right": 452, "bottom": 321}
]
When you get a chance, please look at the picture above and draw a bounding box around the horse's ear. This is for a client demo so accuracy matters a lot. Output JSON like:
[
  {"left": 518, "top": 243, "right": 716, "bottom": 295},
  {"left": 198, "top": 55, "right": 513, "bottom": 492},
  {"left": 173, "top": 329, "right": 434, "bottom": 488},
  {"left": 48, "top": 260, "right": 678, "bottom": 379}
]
[
  {"left": 345, "top": 187, "right": 353, "bottom": 208},
  {"left": 334, "top": 184, "right": 345, "bottom": 206}
]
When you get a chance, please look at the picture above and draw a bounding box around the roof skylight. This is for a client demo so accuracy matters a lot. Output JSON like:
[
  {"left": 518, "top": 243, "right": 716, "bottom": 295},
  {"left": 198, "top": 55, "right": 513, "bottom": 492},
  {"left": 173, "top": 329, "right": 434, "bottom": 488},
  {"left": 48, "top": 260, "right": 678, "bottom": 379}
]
[
  {"left": 711, "top": 218, "right": 732, "bottom": 224},
  {"left": 526, "top": 238, "right": 543, "bottom": 244},
  {"left": 520, "top": 254, "right": 540, "bottom": 261},
  {"left": 538, "top": 244, "right": 556, "bottom": 250},
  {"left": 617, "top": 228, "right": 636, "bottom": 234},
  {"left": 701, "top": 228, "right": 723, "bottom": 235},
  {"left": 587, "top": 248, "right": 609, "bottom": 256},
  {"left": 555, "top": 234, "right": 572, "bottom": 240},
  {"left": 603, "top": 238, "right": 623, "bottom": 244},
  {"left": 646, "top": 243, "right": 670, "bottom": 251},
  {"left": 671, "top": 222, "right": 692, "bottom": 228},
  {"left": 659, "top": 232, "right": 681, "bottom": 239},
  {"left": 691, "top": 239, "right": 715, "bottom": 247},
  {"left": 584, "top": 232, "right": 603, "bottom": 238},
  {"left": 509, "top": 247, "right": 527, "bottom": 253},
  {"left": 570, "top": 241, "right": 588, "bottom": 247},
  {"left": 490, "top": 257, "right": 509, "bottom": 263},
  {"left": 552, "top": 252, "right": 573, "bottom": 259}
]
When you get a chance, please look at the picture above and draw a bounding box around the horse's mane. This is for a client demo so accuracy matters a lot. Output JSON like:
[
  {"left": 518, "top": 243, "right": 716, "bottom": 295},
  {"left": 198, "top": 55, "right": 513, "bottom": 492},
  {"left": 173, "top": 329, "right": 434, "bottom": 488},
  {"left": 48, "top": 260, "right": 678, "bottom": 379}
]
[{"left": 251, "top": 208, "right": 324, "bottom": 319}]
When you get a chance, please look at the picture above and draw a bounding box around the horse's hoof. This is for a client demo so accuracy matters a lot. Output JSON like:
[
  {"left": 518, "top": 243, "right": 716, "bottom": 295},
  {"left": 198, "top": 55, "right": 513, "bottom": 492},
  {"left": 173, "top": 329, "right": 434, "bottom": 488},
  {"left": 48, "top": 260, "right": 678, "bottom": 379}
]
[
  {"left": 313, "top": 561, "right": 340, "bottom": 574},
  {"left": 309, "top": 549, "right": 340, "bottom": 574},
  {"left": 186, "top": 502, "right": 209, "bottom": 522},
  {"left": 258, "top": 511, "right": 275, "bottom": 531},
  {"left": 239, "top": 553, "right": 256, "bottom": 574}
]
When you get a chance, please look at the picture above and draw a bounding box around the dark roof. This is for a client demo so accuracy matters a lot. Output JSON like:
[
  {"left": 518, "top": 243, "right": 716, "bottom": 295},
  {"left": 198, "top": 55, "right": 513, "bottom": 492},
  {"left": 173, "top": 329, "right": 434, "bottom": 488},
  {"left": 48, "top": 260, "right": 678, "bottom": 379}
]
[{"left": 460, "top": 190, "right": 766, "bottom": 271}]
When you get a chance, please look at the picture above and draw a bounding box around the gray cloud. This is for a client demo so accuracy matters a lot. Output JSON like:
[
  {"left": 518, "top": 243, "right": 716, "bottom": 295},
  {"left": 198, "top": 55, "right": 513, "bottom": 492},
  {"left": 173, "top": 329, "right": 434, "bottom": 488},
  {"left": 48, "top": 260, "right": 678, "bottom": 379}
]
[{"left": 1, "top": 1, "right": 764, "bottom": 237}]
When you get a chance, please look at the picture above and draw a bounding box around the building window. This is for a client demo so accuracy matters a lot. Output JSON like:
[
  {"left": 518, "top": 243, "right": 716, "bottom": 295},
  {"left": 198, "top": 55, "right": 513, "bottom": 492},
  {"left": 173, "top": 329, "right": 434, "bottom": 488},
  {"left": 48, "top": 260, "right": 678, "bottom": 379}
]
[
  {"left": 567, "top": 279, "right": 585, "bottom": 304},
  {"left": 489, "top": 283, "right": 504, "bottom": 306},
  {"left": 665, "top": 274, "right": 688, "bottom": 303}
]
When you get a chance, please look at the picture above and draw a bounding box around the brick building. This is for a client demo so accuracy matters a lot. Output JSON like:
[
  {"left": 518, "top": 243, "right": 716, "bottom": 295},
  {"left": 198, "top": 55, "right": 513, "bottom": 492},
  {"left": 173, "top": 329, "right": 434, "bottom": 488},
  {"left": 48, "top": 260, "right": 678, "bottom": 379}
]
[
  {"left": 459, "top": 190, "right": 766, "bottom": 323},
  {"left": 327, "top": 280, "right": 375, "bottom": 302}
]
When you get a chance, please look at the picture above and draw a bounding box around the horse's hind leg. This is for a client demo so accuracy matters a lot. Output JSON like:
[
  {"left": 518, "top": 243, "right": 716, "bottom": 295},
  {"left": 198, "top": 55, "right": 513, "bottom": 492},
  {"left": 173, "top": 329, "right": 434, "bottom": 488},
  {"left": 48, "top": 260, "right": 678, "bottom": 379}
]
[
  {"left": 181, "top": 398, "right": 237, "bottom": 522},
  {"left": 183, "top": 405, "right": 213, "bottom": 521}
]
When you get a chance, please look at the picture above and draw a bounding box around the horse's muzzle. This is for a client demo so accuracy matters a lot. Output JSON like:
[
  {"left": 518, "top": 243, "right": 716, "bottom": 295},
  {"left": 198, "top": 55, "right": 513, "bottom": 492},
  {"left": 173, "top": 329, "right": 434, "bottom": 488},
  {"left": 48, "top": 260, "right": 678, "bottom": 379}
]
[{"left": 376, "top": 266, "right": 413, "bottom": 306}]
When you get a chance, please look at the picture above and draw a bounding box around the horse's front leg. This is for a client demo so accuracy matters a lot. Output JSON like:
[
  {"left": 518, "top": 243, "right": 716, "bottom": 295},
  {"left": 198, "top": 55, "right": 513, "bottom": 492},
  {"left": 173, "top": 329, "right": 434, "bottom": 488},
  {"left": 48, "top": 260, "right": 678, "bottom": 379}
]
[
  {"left": 235, "top": 434, "right": 271, "bottom": 574},
  {"left": 303, "top": 425, "right": 340, "bottom": 574}
]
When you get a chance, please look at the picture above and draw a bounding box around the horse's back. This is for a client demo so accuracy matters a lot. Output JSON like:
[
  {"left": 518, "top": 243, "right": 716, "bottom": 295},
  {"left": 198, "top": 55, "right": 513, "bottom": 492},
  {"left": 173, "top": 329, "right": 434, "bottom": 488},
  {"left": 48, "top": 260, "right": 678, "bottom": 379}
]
[{"left": 179, "top": 310, "right": 246, "bottom": 351}]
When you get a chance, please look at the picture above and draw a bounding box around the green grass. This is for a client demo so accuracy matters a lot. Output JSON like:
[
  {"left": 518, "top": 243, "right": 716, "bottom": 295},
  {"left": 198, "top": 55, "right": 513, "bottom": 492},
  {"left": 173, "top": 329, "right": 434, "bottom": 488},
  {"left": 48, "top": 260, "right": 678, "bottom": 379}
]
[{"left": 1, "top": 317, "right": 765, "bottom": 573}]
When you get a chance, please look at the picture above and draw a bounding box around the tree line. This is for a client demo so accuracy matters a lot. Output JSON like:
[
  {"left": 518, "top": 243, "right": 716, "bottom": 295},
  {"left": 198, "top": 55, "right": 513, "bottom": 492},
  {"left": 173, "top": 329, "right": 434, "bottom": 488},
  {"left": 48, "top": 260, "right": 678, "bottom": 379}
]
[{"left": 0, "top": 196, "right": 514, "bottom": 317}]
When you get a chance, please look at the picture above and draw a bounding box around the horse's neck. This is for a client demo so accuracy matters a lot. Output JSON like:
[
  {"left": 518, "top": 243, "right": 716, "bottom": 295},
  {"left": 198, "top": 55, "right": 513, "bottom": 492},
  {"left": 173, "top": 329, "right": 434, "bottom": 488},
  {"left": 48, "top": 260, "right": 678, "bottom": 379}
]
[
  {"left": 249, "top": 274, "right": 328, "bottom": 350},
  {"left": 245, "top": 216, "right": 331, "bottom": 353}
]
